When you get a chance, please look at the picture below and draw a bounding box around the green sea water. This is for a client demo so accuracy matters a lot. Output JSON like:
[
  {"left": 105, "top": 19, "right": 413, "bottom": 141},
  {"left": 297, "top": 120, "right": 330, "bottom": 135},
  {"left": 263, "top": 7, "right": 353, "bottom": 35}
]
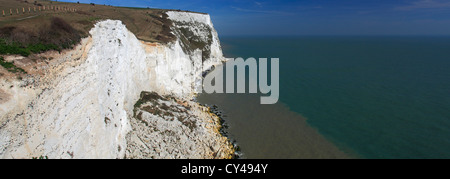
[{"left": 199, "top": 36, "right": 450, "bottom": 159}]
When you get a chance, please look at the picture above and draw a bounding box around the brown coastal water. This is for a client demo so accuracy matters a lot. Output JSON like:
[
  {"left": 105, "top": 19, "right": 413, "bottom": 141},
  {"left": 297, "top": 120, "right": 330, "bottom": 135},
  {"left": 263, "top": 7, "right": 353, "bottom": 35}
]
[
  {"left": 198, "top": 36, "right": 450, "bottom": 159},
  {"left": 197, "top": 92, "right": 353, "bottom": 159}
]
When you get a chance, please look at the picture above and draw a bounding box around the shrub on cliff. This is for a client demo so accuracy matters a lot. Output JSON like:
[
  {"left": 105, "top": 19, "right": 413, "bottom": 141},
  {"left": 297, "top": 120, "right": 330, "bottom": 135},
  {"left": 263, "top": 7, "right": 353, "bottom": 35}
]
[
  {"left": 0, "top": 56, "right": 26, "bottom": 74},
  {"left": 0, "top": 39, "right": 31, "bottom": 57}
]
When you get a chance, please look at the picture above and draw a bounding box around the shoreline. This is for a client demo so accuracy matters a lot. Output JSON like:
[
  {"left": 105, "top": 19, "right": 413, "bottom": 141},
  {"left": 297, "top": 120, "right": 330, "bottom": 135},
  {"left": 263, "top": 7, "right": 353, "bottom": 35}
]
[
  {"left": 200, "top": 103, "right": 243, "bottom": 158},
  {"left": 197, "top": 89, "right": 353, "bottom": 159}
]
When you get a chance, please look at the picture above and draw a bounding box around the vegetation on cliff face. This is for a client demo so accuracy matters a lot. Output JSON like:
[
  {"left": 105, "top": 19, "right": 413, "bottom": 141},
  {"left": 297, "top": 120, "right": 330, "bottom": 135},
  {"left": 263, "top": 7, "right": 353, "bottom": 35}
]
[
  {"left": 151, "top": 12, "right": 177, "bottom": 43},
  {"left": 0, "top": 56, "right": 26, "bottom": 73},
  {"left": 171, "top": 21, "right": 213, "bottom": 62},
  {"left": 0, "top": 17, "right": 80, "bottom": 56}
]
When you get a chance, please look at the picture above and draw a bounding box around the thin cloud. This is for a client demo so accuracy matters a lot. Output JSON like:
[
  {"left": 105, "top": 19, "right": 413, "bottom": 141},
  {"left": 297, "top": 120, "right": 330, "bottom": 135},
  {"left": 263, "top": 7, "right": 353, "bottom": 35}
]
[
  {"left": 395, "top": 0, "right": 450, "bottom": 11},
  {"left": 254, "top": 1, "right": 263, "bottom": 8},
  {"left": 230, "top": 6, "right": 293, "bottom": 15}
]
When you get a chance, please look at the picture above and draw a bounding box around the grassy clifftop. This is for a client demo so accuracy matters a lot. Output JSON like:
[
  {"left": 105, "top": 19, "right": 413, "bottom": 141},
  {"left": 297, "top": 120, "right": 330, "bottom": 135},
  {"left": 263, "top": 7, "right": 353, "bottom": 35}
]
[{"left": 0, "top": 0, "right": 205, "bottom": 56}]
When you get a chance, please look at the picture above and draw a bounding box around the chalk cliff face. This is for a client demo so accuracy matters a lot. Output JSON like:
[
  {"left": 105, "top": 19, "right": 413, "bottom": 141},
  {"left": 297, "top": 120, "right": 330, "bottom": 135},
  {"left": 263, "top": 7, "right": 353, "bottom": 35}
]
[
  {"left": 0, "top": 11, "right": 231, "bottom": 159},
  {"left": 155, "top": 11, "right": 225, "bottom": 97}
]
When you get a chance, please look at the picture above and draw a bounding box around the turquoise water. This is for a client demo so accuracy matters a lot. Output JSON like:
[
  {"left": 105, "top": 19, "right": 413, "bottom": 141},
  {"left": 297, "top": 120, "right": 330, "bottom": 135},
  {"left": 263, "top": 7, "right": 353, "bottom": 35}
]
[{"left": 211, "top": 36, "right": 450, "bottom": 159}]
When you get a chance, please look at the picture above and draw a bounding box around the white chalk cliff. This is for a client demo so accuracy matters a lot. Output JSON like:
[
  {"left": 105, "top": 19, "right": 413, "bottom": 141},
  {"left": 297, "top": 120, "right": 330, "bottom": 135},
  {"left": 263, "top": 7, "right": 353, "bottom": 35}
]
[{"left": 0, "top": 11, "right": 232, "bottom": 159}]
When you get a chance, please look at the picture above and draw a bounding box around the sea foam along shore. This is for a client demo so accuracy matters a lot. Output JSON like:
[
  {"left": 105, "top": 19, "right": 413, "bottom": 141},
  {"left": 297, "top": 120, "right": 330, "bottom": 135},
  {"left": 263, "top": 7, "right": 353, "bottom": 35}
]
[{"left": 0, "top": 11, "right": 234, "bottom": 159}]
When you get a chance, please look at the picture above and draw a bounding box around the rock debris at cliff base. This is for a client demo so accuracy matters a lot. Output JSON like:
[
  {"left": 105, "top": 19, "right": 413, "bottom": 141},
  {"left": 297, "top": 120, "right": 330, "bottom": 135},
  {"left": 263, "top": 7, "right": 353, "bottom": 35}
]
[{"left": 126, "top": 91, "right": 234, "bottom": 159}]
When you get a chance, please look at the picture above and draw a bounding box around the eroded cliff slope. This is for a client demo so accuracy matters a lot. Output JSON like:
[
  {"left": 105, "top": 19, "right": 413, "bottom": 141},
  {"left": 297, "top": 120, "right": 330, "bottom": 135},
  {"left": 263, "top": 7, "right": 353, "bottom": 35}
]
[{"left": 0, "top": 11, "right": 232, "bottom": 159}]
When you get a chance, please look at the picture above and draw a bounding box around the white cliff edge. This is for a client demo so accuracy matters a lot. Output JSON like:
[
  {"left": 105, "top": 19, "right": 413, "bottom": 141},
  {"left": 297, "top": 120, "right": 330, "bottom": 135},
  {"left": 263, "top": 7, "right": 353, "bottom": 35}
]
[{"left": 0, "top": 11, "right": 231, "bottom": 159}]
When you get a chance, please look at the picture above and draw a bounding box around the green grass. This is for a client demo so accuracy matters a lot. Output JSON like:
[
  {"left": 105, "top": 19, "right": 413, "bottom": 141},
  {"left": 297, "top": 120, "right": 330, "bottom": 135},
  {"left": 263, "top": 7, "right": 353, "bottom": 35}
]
[
  {"left": 0, "top": 38, "right": 63, "bottom": 57},
  {"left": 87, "top": 17, "right": 102, "bottom": 22},
  {"left": 0, "top": 56, "right": 26, "bottom": 74},
  {"left": 28, "top": 43, "right": 60, "bottom": 53},
  {"left": 0, "top": 39, "right": 31, "bottom": 57}
]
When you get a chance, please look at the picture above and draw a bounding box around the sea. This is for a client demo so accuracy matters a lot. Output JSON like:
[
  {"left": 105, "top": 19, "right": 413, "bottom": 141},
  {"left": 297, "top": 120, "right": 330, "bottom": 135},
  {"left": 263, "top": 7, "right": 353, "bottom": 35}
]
[{"left": 197, "top": 36, "right": 450, "bottom": 159}]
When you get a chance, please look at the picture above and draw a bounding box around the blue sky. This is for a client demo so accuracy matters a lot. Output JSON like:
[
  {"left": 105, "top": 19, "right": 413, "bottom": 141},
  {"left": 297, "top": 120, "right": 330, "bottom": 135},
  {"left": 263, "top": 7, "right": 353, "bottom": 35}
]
[{"left": 59, "top": 0, "right": 450, "bottom": 36}]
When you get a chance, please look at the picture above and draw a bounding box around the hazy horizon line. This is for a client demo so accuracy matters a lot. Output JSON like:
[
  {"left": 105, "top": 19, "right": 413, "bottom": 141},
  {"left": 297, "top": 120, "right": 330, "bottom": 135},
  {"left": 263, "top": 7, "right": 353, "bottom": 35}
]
[{"left": 219, "top": 34, "right": 450, "bottom": 38}]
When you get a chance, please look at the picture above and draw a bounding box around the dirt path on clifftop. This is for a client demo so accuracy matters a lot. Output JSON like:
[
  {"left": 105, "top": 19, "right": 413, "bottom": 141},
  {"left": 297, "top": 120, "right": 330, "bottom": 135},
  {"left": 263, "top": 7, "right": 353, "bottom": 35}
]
[{"left": 15, "top": 15, "right": 39, "bottom": 21}]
